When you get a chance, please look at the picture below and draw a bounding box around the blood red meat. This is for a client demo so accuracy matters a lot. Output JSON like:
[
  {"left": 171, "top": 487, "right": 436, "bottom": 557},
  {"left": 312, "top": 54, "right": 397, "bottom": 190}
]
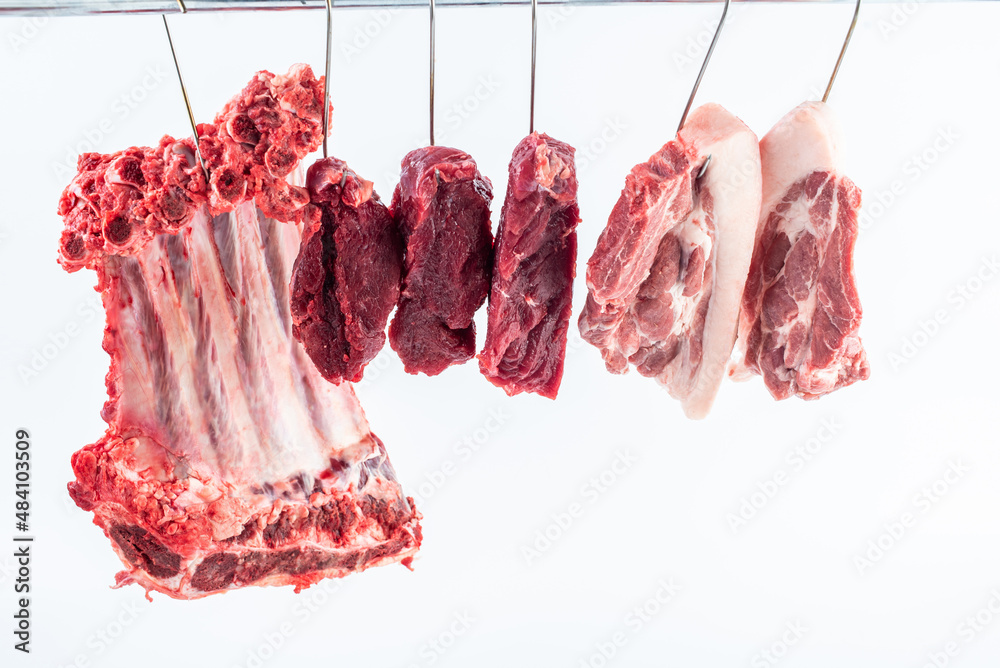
[
  {"left": 290, "top": 158, "right": 402, "bottom": 384},
  {"left": 388, "top": 146, "right": 494, "bottom": 376},
  {"left": 479, "top": 132, "right": 581, "bottom": 399},
  {"left": 57, "top": 65, "right": 421, "bottom": 600}
]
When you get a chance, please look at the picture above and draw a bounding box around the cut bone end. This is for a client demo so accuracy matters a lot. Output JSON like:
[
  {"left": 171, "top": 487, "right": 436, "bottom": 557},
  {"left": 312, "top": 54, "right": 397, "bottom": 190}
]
[{"left": 69, "top": 433, "right": 421, "bottom": 600}]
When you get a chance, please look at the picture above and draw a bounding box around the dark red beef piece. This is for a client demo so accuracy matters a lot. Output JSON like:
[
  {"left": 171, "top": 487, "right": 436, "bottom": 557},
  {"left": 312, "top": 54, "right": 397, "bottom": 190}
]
[
  {"left": 479, "top": 132, "right": 581, "bottom": 399},
  {"left": 290, "top": 157, "right": 402, "bottom": 383},
  {"left": 388, "top": 146, "right": 494, "bottom": 376}
]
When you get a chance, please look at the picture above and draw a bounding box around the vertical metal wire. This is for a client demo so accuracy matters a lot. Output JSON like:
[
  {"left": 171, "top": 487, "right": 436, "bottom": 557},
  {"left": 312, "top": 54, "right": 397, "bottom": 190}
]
[
  {"left": 323, "top": 0, "right": 333, "bottom": 157},
  {"left": 677, "top": 0, "right": 730, "bottom": 133},
  {"left": 822, "top": 0, "right": 862, "bottom": 103},
  {"left": 429, "top": 0, "right": 436, "bottom": 145},
  {"left": 162, "top": 0, "right": 209, "bottom": 180},
  {"left": 530, "top": 0, "right": 537, "bottom": 134}
]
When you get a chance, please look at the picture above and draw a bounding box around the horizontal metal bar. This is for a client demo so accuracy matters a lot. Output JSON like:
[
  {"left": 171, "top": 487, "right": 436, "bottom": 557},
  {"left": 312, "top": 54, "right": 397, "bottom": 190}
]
[{"left": 0, "top": 0, "right": 976, "bottom": 17}]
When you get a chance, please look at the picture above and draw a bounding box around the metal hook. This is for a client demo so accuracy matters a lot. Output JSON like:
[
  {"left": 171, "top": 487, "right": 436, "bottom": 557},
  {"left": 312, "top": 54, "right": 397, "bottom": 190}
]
[
  {"left": 822, "top": 0, "right": 861, "bottom": 103},
  {"left": 322, "top": 0, "right": 333, "bottom": 158},
  {"left": 429, "top": 0, "right": 436, "bottom": 146},
  {"left": 162, "top": 0, "right": 209, "bottom": 182},
  {"left": 529, "top": 0, "right": 537, "bottom": 134},
  {"left": 677, "top": 0, "right": 730, "bottom": 133}
]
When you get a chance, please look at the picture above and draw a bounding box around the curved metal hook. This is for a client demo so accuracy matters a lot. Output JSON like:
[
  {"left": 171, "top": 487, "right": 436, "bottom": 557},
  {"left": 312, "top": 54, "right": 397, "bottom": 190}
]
[
  {"left": 677, "top": 0, "right": 730, "bottom": 133},
  {"left": 822, "top": 0, "right": 862, "bottom": 103}
]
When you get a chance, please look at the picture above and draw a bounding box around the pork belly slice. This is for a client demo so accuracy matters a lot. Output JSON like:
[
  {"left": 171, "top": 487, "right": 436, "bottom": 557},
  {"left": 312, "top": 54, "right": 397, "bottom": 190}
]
[
  {"left": 479, "top": 132, "right": 581, "bottom": 399},
  {"left": 732, "top": 101, "right": 870, "bottom": 399},
  {"left": 388, "top": 146, "right": 494, "bottom": 376},
  {"left": 580, "top": 103, "right": 762, "bottom": 419},
  {"left": 57, "top": 66, "right": 420, "bottom": 599},
  {"left": 290, "top": 158, "right": 402, "bottom": 384}
]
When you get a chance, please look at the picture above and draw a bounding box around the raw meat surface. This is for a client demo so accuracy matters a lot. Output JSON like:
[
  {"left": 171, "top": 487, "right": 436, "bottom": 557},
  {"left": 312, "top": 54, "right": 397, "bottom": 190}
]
[
  {"left": 479, "top": 132, "right": 580, "bottom": 399},
  {"left": 57, "top": 66, "right": 421, "bottom": 600},
  {"left": 389, "top": 146, "right": 494, "bottom": 376},
  {"left": 732, "top": 101, "right": 870, "bottom": 399},
  {"left": 579, "top": 103, "right": 762, "bottom": 419},
  {"left": 290, "top": 157, "right": 402, "bottom": 383}
]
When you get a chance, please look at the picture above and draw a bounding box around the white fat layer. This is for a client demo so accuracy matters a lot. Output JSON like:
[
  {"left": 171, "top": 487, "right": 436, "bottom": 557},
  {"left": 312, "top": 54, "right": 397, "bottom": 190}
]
[
  {"left": 674, "top": 103, "right": 762, "bottom": 419},
  {"left": 759, "top": 101, "right": 841, "bottom": 234}
]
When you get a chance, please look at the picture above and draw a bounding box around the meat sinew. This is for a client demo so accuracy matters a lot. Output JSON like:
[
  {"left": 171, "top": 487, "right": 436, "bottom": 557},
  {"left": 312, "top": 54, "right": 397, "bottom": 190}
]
[
  {"left": 479, "top": 132, "right": 581, "bottom": 399},
  {"left": 388, "top": 146, "right": 494, "bottom": 376},
  {"left": 731, "top": 101, "right": 870, "bottom": 399},
  {"left": 579, "top": 103, "right": 762, "bottom": 419},
  {"left": 57, "top": 65, "right": 421, "bottom": 600},
  {"left": 290, "top": 158, "right": 402, "bottom": 384}
]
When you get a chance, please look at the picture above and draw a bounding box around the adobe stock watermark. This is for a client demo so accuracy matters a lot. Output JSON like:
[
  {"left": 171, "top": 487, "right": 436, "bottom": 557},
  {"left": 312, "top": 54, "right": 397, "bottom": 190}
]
[
  {"left": 6, "top": 12, "right": 56, "bottom": 53},
  {"left": 340, "top": 8, "right": 402, "bottom": 64},
  {"left": 51, "top": 65, "right": 170, "bottom": 182},
  {"left": 859, "top": 127, "right": 959, "bottom": 233},
  {"left": 888, "top": 254, "right": 998, "bottom": 371},
  {"left": 918, "top": 588, "right": 1000, "bottom": 668},
  {"left": 751, "top": 621, "right": 808, "bottom": 668},
  {"left": 577, "top": 578, "right": 682, "bottom": 668},
  {"left": 416, "top": 75, "right": 502, "bottom": 147},
  {"left": 576, "top": 117, "right": 629, "bottom": 175},
  {"left": 726, "top": 417, "right": 843, "bottom": 533},
  {"left": 521, "top": 449, "right": 637, "bottom": 566},
  {"left": 353, "top": 346, "right": 400, "bottom": 390},
  {"left": 852, "top": 459, "right": 970, "bottom": 576},
  {"left": 404, "top": 611, "right": 476, "bottom": 668},
  {"left": 544, "top": 4, "right": 577, "bottom": 30},
  {"left": 232, "top": 579, "right": 345, "bottom": 668},
  {"left": 410, "top": 406, "right": 512, "bottom": 506},
  {"left": 875, "top": 2, "right": 922, "bottom": 41},
  {"left": 17, "top": 292, "right": 103, "bottom": 384},
  {"left": 56, "top": 600, "right": 145, "bottom": 668},
  {"left": 672, "top": 5, "right": 747, "bottom": 72}
]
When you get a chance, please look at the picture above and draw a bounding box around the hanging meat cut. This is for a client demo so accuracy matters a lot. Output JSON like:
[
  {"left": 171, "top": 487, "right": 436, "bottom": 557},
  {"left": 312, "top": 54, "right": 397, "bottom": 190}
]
[
  {"left": 479, "top": 132, "right": 580, "bottom": 399},
  {"left": 290, "top": 157, "right": 402, "bottom": 384},
  {"left": 579, "top": 103, "right": 762, "bottom": 419},
  {"left": 57, "top": 65, "right": 421, "bottom": 600},
  {"left": 388, "top": 146, "right": 494, "bottom": 376},
  {"left": 731, "top": 101, "right": 870, "bottom": 399}
]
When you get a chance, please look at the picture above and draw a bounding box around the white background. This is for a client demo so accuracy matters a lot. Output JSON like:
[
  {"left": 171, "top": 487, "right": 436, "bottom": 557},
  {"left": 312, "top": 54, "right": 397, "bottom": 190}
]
[{"left": 2, "top": 2, "right": 1000, "bottom": 667}]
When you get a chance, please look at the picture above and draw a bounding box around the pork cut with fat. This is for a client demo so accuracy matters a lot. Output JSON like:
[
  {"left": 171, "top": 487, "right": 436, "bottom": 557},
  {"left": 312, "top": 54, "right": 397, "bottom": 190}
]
[
  {"left": 579, "top": 103, "right": 762, "bottom": 419},
  {"left": 731, "top": 101, "right": 870, "bottom": 398},
  {"left": 479, "top": 132, "right": 581, "bottom": 399},
  {"left": 389, "top": 146, "right": 494, "bottom": 376},
  {"left": 290, "top": 157, "right": 402, "bottom": 384},
  {"left": 57, "top": 66, "right": 421, "bottom": 600}
]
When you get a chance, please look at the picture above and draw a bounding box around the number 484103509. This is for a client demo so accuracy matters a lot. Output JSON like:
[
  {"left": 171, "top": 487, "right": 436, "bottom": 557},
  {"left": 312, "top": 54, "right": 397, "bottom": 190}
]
[{"left": 15, "top": 429, "right": 30, "bottom": 531}]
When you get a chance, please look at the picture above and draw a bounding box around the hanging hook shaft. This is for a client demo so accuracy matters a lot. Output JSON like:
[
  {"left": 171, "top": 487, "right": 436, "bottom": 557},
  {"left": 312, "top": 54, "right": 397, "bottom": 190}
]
[
  {"left": 822, "top": 0, "right": 861, "bottom": 103},
  {"left": 530, "top": 0, "right": 537, "bottom": 134},
  {"left": 322, "top": 0, "right": 333, "bottom": 157},
  {"left": 429, "top": 0, "right": 436, "bottom": 145},
  {"left": 162, "top": 1, "right": 209, "bottom": 181},
  {"left": 677, "top": 0, "right": 730, "bottom": 133}
]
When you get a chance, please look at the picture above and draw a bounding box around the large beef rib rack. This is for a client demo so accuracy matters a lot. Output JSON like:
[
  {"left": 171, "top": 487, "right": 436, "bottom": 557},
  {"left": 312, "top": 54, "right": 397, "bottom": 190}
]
[{"left": 57, "top": 65, "right": 421, "bottom": 600}]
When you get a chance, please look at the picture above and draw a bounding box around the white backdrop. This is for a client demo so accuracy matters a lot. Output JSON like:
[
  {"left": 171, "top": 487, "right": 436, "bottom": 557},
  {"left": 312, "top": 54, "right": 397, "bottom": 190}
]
[{"left": 2, "top": 2, "right": 999, "bottom": 667}]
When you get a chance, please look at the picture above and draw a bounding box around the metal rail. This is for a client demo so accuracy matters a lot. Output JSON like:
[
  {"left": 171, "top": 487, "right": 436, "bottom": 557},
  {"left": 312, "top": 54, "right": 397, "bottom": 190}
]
[{"left": 0, "top": 0, "right": 961, "bottom": 17}]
